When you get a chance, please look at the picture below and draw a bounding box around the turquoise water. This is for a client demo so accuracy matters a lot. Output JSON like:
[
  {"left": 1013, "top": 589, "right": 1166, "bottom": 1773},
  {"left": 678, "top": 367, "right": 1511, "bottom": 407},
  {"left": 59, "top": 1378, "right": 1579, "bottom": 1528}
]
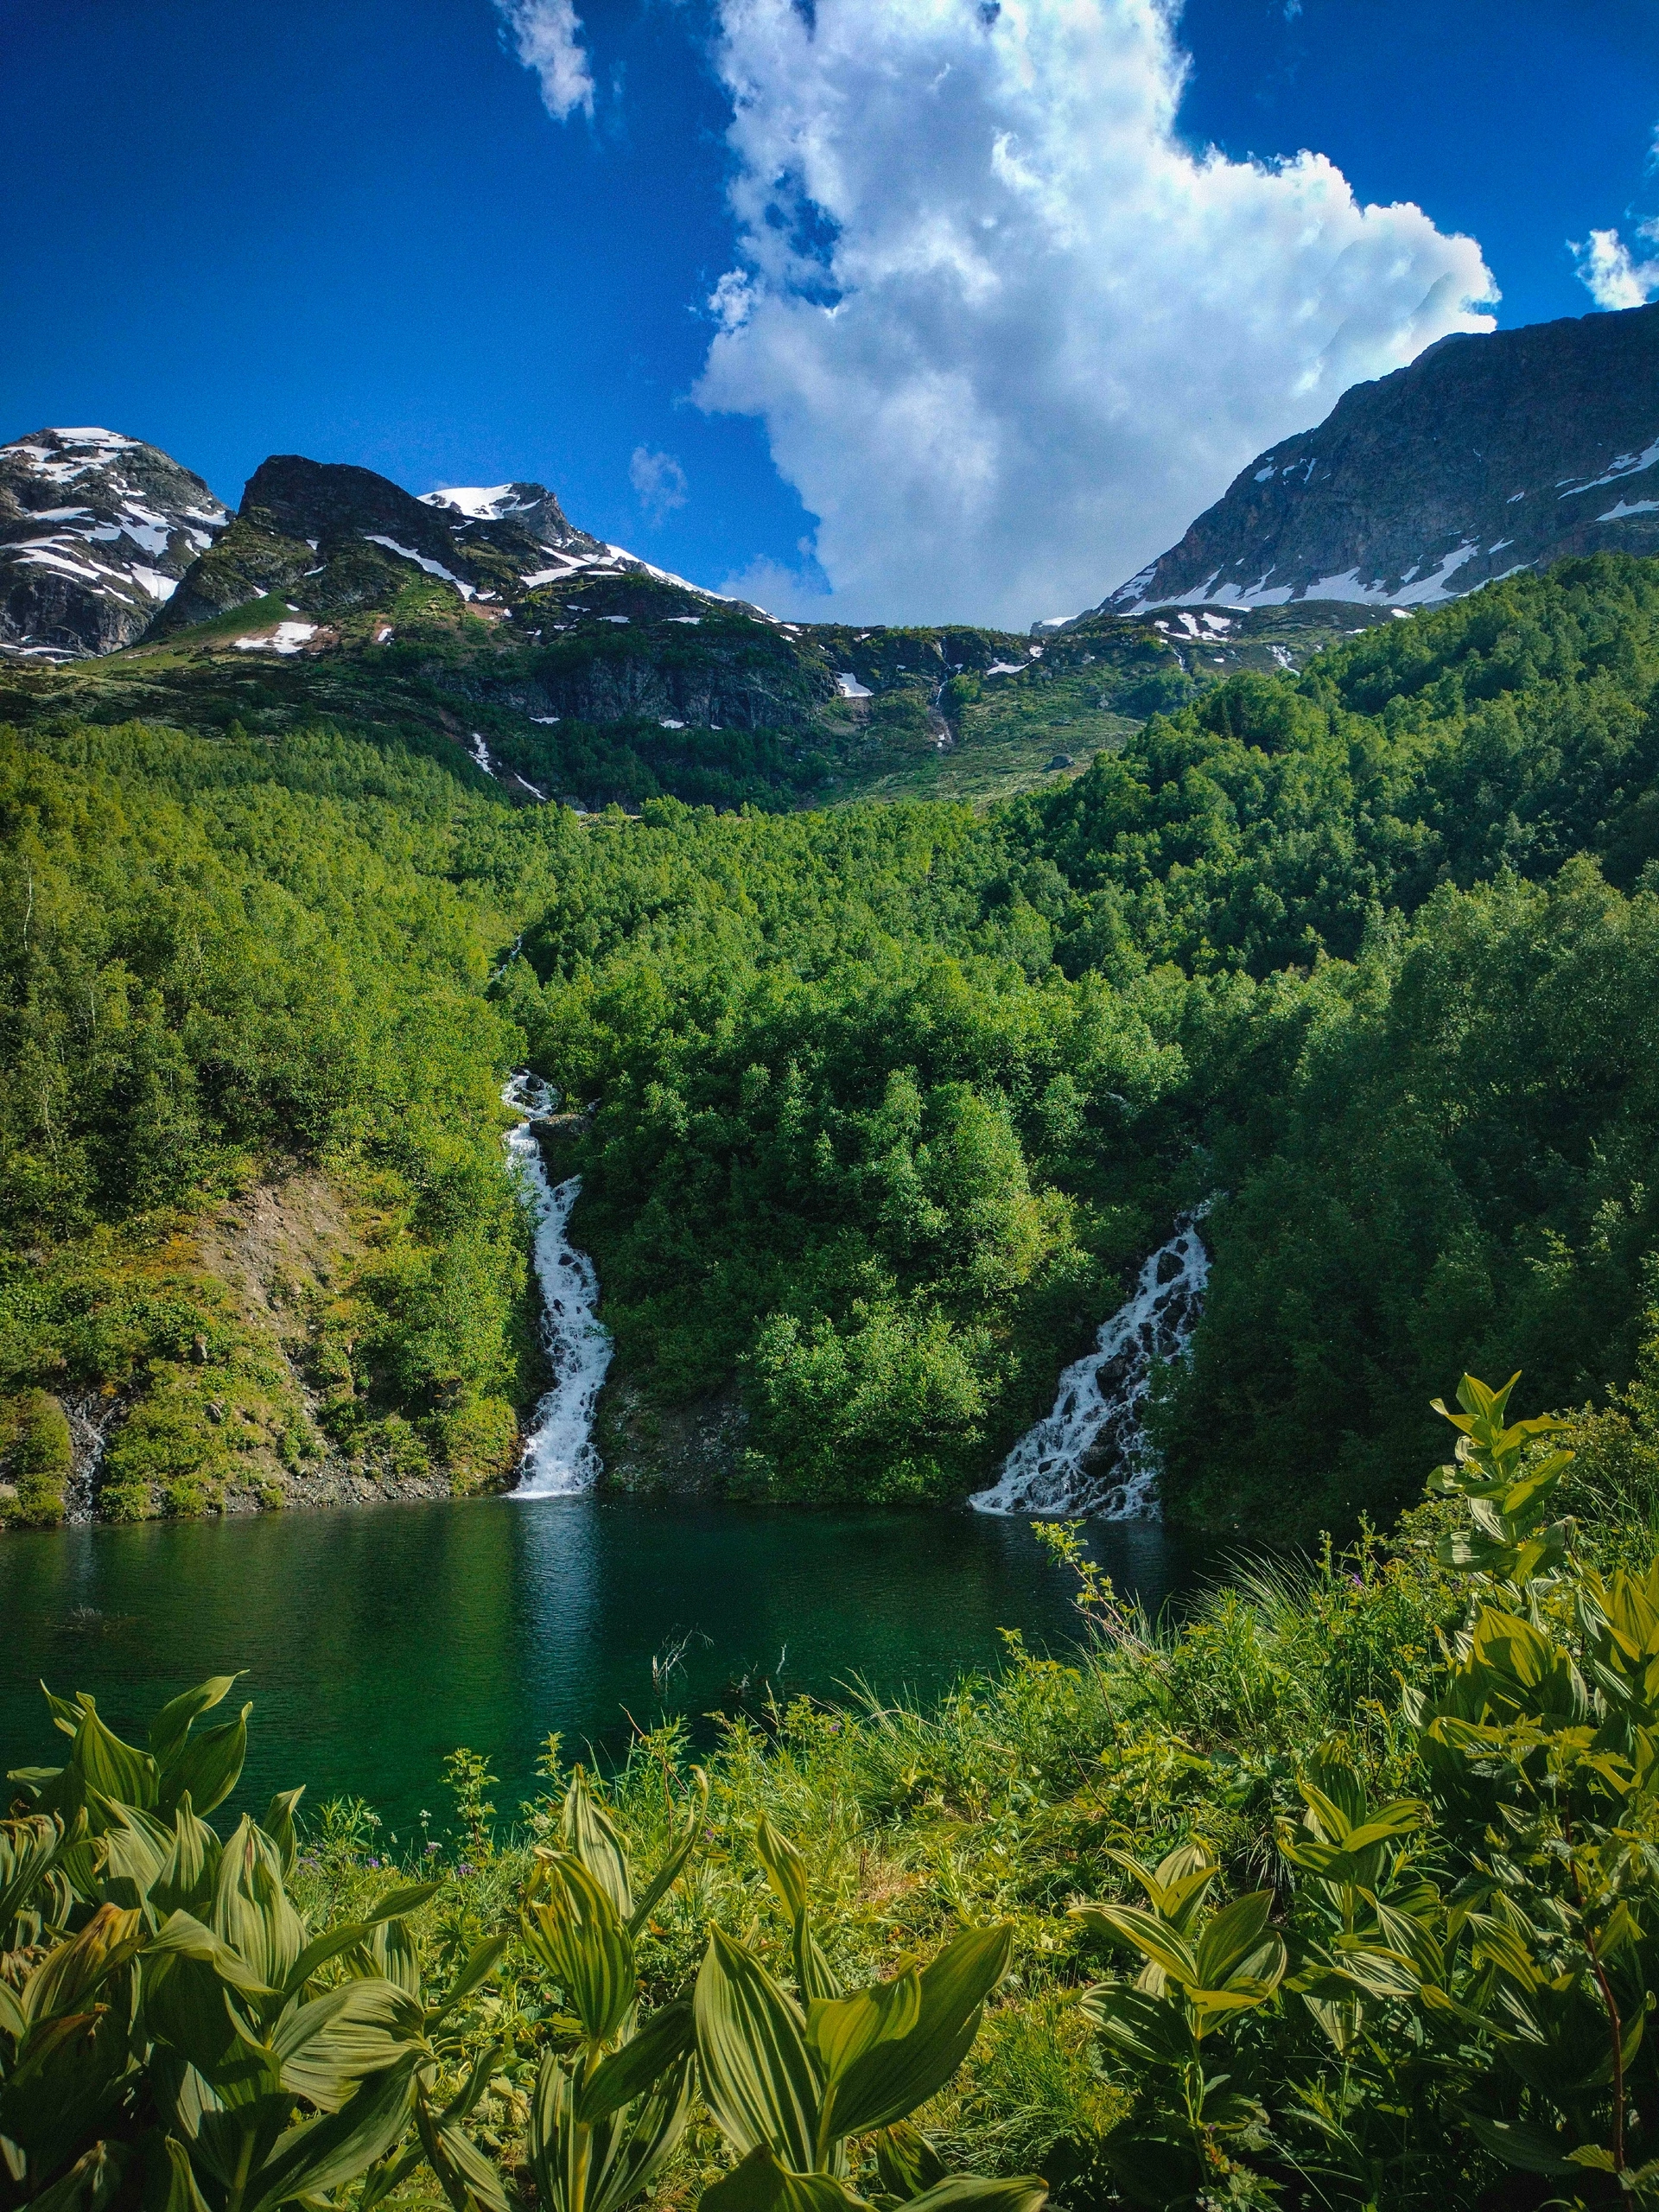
[{"left": 0, "top": 1497, "right": 1189, "bottom": 1832}]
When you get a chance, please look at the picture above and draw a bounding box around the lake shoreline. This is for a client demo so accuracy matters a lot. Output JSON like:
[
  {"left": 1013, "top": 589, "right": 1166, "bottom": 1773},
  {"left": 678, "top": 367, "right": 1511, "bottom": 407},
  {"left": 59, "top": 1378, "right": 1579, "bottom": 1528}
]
[{"left": 0, "top": 1493, "right": 1180, "bottom": 1828}]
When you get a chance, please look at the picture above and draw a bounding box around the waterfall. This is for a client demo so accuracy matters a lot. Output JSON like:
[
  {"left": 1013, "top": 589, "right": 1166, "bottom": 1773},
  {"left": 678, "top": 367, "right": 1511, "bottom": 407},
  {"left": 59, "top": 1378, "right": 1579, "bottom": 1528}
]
[
  {"left": 503, "top": 1075, "right": 613, "bottom": 1497},
  {"left": 970, "top": 1218, "right": 1208, "bottom": 1519}
]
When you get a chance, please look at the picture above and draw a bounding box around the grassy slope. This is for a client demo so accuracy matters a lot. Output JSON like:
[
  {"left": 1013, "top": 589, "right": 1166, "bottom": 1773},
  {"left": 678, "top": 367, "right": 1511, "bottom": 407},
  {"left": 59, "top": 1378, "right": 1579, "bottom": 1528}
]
[{"left": 0, "top": 563, "right": 1398, "bottom": 814}]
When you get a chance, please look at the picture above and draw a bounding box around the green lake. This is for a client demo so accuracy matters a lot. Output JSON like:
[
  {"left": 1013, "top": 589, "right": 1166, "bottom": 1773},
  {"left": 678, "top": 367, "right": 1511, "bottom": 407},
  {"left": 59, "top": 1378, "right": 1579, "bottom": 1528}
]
[{"left": 0, "top": 1497, "right": 1191, "bottom": 1834}]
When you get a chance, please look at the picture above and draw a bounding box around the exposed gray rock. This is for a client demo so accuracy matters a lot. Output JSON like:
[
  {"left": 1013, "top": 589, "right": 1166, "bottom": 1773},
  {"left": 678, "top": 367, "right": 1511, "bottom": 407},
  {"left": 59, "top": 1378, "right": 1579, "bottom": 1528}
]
[
  {"left": 0, "top": 428, "right": 228, "bottom": 659},
  {"left": 1101, "top": 302, "right": 1659, "bottom": 615}
]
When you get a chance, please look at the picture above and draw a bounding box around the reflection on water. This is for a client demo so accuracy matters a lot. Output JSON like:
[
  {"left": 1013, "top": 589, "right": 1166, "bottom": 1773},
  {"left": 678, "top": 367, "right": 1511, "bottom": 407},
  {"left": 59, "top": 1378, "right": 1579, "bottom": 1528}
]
[{"left": 0, "top": 1498, "right": 1193, "bottom": 1830}]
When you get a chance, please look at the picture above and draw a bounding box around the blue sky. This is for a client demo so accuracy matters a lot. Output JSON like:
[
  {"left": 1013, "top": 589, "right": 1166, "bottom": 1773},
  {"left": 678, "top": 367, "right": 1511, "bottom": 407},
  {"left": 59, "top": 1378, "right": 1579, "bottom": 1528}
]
[{"left": 3, "top": 0, "right": 1656, "bottom": 623}]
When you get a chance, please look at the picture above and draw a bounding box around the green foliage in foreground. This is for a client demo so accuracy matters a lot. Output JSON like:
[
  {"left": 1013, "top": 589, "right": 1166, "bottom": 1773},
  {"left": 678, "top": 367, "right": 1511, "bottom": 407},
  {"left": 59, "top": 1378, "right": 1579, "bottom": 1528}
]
[
  {"left": 0, "top": 1684, "right": 1033, "bottom": 2212},
  {"left": 17, "top": 1366, "right": 1659, "bottom": 2209}
]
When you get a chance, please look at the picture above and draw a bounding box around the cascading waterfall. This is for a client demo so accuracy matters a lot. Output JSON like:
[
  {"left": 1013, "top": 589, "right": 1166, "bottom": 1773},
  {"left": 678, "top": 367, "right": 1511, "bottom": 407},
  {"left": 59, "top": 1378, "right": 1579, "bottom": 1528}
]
[
  {"left": 502, "top": 1074, "right": 613, "bottom": 1497},
  {"left": 970, "top": 1218, "right": 1209, "bottom": 1520}
]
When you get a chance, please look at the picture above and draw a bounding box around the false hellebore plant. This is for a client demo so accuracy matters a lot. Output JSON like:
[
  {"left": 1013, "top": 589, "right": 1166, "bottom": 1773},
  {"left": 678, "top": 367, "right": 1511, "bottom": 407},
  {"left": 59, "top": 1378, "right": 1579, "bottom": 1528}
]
[
  {"left": 1071, "top": 1373, "right": 1659, "bottom": 2208},
  {"left": 4, "top": 1685, "right": 1040, "bottom": 2212},
  {"left": 0, "top": 1675, "right": 505, "bottom": 2212},
  {"left": 523, "top": 1788, "right": 1046, "bottom": 2212}
]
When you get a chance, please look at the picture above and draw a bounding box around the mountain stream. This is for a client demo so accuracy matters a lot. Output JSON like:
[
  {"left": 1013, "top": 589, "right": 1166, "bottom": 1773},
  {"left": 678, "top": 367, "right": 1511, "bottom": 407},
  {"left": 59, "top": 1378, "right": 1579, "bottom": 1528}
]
[
  {"left": 971, "top": 1219, "right": 1209, "bottom": 1519},
  {"left": 503, "top": 1065, "right": 1207, "bottom": 1520},
  {"left": 503, "top": 1076, "right": 613, "bottom": 1497}
]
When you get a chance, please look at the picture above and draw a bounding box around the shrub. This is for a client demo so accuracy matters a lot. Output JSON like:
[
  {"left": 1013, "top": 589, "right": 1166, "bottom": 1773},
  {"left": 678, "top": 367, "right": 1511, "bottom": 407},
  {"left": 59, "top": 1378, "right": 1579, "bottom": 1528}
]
[{"left": 0, "top": 1388, "right": 71, "bottom": 1525}]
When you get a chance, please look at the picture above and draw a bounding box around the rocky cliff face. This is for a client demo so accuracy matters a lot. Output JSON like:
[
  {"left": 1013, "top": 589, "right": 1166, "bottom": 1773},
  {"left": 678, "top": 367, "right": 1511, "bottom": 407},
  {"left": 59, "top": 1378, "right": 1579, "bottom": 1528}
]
[
  {"left": 0, "top": 428, "right": 228, "bottom": 658},
  {"left": 156, "top": 452, "right": 753, "bottom": 633},
  {"left": 1102, "top": 302, "right": 1659, "bottom": 614}
]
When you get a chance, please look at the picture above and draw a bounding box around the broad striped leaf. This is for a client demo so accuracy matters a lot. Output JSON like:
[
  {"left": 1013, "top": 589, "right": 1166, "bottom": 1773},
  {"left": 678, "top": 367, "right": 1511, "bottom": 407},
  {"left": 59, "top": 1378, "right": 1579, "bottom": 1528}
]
[
  {"left": 213, "top": 1818, "right": 304, "bottom": 1993},
  {"left": 153, "top": 1797, "right": 221, "bottom": 1917},
  {"left": 906, "top": 2177, "right": 1048, "bottom": 2212},
  {"left": 563, "top": 1773, "right": 632, "bottom": 1921},
  {"left": 523, "top": 1854, "right": 637, "bottom": 2048},
  {"left": 830, "top": 1925, "right": 1012, "bottom": 2139},
  {"left": 698, "top": 2144, "right": 863, "bottom": 2212},
  {"left": 243, "top": 2052, "right": 422, "bottom": 2212},
  {"left": 263, "top": 1788, "right": 305, "bottom": 1881},
  {"left": 585, "top": 2052, "right": 696, "bottom": 2212},
  {"left": 415, "top": 2095, "right": 512, "bottom": 2212},
  {"left": 149, "top": 1678, "right": 241, "bottom": 1770},
  {"left": 695, "top": 1927, "right": 821, "bottom": 2170},
  {"left": 71, "top": 1701, "right": 157, "bottom": 1815},
  {"left": 156, "top": 2139, "right": 213, "bottom": 2212},
  {"left": 873, "top": 2121, "right": 946, "bottom": 2198},
  {"left": 578, "top": 1998, "right": 695, "bottom": 2126},
  {"left": 1192, "top": 1893, "right": 1275, "bottom": 1990},
  {"left": 1071, "top": 1903, "right": 1197, "bottom": 1986},
  {"left": 0, "top": 1813, "right": 67, "bottom": 1934},
  {"left": 808, "top": 1968, "right": 921, "bottom": 2088},
  {"left": 149, "top": 1907, "right": 272, "bottom": 1993},
  {"left": 159, "top": 1708, "right": 251, "bottom": 1820},
  {"left": 754, "top": 1821, "right": 809, "bottom": 1923},
  {"left": 20, "top": 1903, "right": 143, "bottom": 2024},
  {"left": 272, "top": 1979, "right": 426, "bottom": 2111}
]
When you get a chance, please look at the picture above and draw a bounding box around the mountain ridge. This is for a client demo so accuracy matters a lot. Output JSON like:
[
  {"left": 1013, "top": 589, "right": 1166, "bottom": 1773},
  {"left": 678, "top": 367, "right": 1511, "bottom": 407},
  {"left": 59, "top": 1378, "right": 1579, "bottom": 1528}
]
[
  {"left": 1097, "top": 300, "right": 1659, "bottom": 617},
  {"left": 0, "top": 428, "right": 228, "bottom": 659}
]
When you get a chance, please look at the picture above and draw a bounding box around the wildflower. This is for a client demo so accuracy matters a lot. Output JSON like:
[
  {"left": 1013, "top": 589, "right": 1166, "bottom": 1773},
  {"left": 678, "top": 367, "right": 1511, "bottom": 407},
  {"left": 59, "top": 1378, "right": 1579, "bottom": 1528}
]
[
  {"left": 459, "top": 1861, "right": 475, "bottom": 1876},
  {"left": 425, "top": 1842, "right": 440, "bottom": 1854},
  {"left": 367, "top": 1857, "right": 380, "bottom": 1869}
]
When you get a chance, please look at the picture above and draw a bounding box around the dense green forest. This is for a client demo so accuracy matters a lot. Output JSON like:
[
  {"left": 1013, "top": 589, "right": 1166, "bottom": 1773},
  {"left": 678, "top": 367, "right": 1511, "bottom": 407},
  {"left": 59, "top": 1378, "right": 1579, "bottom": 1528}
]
[
  {"left": 5, "top": 555, "right": 1659, "bottom": 1538},
  {"left": 0, "top": 721, "right": 562, "bottom": 1518}
]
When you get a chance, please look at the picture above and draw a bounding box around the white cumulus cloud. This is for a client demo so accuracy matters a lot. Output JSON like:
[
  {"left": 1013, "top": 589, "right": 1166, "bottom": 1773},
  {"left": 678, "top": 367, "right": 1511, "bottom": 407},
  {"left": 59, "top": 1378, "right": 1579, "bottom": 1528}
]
[
  {"left": 693, "top": 0, "right": 1497, "bottom": 626},
  {"left": 630, "top": 446, "right": 690, "bottom": 521},
  {"left": 1573, "top": 225, "right": 1659, "bottom": 312},
  {"left": 496, "top": 0, "right": 594, "bottom": 123}
]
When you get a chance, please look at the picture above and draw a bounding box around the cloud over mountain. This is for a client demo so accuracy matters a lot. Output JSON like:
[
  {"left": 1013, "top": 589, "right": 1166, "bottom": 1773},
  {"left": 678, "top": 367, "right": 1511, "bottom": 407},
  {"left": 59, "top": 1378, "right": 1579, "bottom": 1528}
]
[{"left": 691, "top": 0, "right": 1497, "bottom": 626}]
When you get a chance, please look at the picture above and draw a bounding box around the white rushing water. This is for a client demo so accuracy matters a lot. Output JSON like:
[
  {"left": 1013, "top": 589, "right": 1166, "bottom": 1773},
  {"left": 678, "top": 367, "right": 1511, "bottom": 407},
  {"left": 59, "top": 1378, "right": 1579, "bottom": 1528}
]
[
  {"left": 503, "top": 1075, "right": 613, "bottom": 1497},
  {"left": 970, "top": 1218, "right": 1208, "bottom": 1520}
]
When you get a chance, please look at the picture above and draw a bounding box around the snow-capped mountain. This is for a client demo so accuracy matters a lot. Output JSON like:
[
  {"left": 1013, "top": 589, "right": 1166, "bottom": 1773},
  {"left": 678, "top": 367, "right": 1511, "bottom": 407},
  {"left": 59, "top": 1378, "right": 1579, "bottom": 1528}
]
[
  {"left": 0, "top": 428, "right": 228, "bottom": 658},
  {"left": 1098, "top": 301, "right": 1659, "bottom": 617},
  {"left": 149, "top": 452, "right": 750, "bottom": 636},
  {"left": 421, "top": 478, "right": 734, "bottom": 599}
]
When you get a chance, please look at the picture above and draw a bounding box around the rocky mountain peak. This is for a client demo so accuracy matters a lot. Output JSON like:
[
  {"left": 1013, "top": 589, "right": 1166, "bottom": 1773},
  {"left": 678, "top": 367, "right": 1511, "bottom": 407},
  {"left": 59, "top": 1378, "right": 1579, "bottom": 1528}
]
[
  {"left": 1098, "top": 301, "right": 1659, "bottom": 618},
  {"left": 420, "top": 481, "right": 582, "bottom": 546},
  {"left": 153, "top": 449, "right": 742, "bottom": 637},
  {"left": 0, "top": 427, "right": 228, "bottom": 658}
]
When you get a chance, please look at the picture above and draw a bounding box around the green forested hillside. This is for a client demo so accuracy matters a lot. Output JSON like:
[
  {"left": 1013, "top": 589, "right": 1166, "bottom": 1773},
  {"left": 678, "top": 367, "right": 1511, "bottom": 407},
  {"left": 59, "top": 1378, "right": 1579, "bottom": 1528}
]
[
  {"left": 501, "top": 557, "right": 1659, "bottom": 1536},
  {"left": 0, "top": 721, "right": 567, "bottom": 1519},
  {"left": 5, "top": 556, "right": 1659, "bottom": 1538}
]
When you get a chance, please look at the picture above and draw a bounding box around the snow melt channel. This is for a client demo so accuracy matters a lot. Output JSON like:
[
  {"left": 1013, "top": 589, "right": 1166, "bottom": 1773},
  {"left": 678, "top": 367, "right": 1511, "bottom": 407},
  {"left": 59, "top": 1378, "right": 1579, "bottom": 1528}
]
[
  {"left": 503, "top": 1075, "right": 613, "bottom": 1497},
  {"left": 971, "top": 1219, "right": 1208, "bottom": 1519}
]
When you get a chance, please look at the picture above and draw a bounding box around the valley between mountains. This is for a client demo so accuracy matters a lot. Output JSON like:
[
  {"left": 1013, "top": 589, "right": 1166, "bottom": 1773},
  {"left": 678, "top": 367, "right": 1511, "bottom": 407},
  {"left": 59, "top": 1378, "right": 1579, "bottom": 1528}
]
[{"left": 5, "top": 301, "right": 1659, "bottom": 1544}]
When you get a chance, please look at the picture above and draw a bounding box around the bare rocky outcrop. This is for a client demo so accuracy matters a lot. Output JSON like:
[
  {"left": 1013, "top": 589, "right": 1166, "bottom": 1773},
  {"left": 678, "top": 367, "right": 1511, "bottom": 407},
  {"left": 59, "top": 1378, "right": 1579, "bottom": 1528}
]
[
  {"left": 194, "top": 1168, "right": 451, "bottom": 1511},
  {"left": 0, "top": 428, "right": 228, "bottom": 659},
  {"left": 1103, "top": 301, "right": 1659, "bottom": 615},
  {"left": 593, "top": 1374, "right": 751, "bottom": 1497}
]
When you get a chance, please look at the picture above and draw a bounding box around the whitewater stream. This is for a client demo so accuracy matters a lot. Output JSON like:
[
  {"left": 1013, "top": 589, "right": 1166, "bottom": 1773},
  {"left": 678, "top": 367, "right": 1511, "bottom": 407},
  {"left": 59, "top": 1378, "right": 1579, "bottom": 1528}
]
[
  {"left": 971, "top": 1219, "right": 1209, "bottom": 1520},
  {"left": 502, "top": 1066, "right": 1206, "bottom": 1520},
  {"left": 503, "top": 1075, "right": 613, "bottom": 1497}
]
